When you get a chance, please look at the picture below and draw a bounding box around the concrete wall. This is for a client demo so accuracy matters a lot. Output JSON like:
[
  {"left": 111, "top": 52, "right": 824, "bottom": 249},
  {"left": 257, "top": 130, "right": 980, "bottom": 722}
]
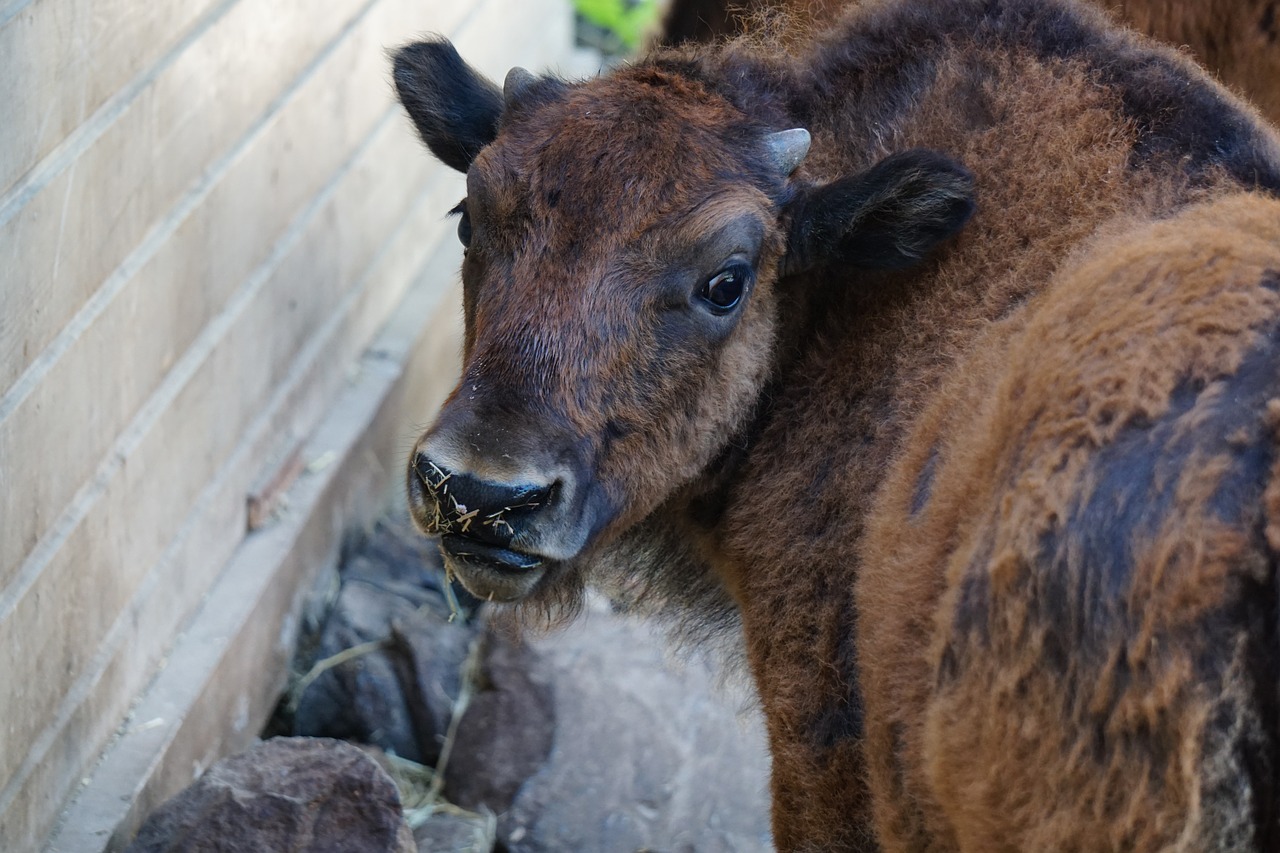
[{"left": 0, "top": 1, "right": 574, "bottom": 848}]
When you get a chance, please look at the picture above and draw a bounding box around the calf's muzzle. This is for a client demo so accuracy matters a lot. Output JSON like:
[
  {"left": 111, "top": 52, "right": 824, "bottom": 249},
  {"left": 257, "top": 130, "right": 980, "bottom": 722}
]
[
  {"left": 406, "top": 434, "right": 585, "bottom": 601},
  {"left": 410, "top": 453, "right": 552, "bottom": 544}
]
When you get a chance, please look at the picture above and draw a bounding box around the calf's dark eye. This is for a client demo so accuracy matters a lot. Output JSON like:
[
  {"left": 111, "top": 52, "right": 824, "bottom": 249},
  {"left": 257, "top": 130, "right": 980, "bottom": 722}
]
[
  {"left": 698, "top": 264, "right": 750, "bottom": 314},
  {"left": 449, "top": 199, "right": 472, "bottom": 248},
  {"left": 457, "top": 210, "right": 472, "bottom": 247}
]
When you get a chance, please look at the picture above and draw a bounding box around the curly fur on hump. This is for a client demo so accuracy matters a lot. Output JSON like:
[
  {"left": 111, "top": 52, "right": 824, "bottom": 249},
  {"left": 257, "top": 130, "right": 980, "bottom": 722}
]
[{"left": 659, "top": 0, "right": 1280, "bottom": 127}]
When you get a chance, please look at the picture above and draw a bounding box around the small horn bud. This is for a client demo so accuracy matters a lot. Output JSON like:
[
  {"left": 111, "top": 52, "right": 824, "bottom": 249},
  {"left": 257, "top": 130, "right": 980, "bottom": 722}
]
[
  {"left": 765, "top": 128, "right": 811, "bottom": 176},
  {"left": 504, "top": 66, "right": 537, "bottom": 107}
]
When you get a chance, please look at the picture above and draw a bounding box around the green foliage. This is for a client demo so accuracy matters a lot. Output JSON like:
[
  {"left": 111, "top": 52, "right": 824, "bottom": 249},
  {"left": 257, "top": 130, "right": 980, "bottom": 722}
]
[{"left": 574, "top": 0, "right": 661, "bottom": 50}]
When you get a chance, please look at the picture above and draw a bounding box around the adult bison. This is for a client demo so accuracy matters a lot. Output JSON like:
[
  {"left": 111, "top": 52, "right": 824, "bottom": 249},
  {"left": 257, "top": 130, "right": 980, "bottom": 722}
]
[
  {"left": 660, "top": 0, "right": 1280, "bottom": 128},
  {"left": 394, "top": 0, "right": 1280, "bottom": 848}
]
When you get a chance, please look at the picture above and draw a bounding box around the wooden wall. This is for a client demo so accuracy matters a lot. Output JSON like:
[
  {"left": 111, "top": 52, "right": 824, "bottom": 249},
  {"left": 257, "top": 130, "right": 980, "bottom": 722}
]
[{"left": 0, "top": 0, "right": 573, "bottom": 848}]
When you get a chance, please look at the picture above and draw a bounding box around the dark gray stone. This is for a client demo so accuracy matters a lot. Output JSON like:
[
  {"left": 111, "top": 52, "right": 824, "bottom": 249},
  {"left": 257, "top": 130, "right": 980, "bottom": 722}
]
[
  {"left": 287, "top": 515, "right": 480, "bottom": 765},
  {"left": 412, "top": 811, "right": 495, "bottom": 852},
  {"left": 442, "top": 630, "right": 556, "bottom": 814},
  {"left": 125, "top": 737, "right": 414, "bottom": 853},
  {"left": 271, "top": 511, "right": 770, "bottom": 852}
]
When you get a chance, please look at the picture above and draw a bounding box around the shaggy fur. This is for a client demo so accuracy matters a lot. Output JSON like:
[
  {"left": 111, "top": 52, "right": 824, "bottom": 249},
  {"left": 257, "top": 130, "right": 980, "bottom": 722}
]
[
  {"left": 659, "top": 0, "right": 1280, "bottom": 127},
  {"left": 865, "top": 192, "right": 1280, "bottom": 853},
  {"left": 395, "top": 0, "right": 1280, "bottom": 848},
  {"left": 1114, "top": 0, "right": 1280, "bottom": 125}
]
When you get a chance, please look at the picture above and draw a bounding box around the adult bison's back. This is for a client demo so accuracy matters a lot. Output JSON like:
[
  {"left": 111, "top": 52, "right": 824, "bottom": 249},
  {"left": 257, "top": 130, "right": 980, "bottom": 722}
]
[
  {"left": 392, "top": 0, "right": 1280, "bottom": 849},
  {"left": 659, "top": 0, "right": 1280, "bottom": 128}
]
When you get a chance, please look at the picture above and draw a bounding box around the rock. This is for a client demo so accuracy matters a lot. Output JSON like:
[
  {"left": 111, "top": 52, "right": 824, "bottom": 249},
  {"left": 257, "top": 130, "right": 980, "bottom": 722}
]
[
  {"left": 412, "top": 811, "right": 496, "bottom": 853},
  {"left": 449, "top": 596, "right": 774, "bottom": 853},
  {"left": 125, "top": 737, "right": 414, "bottom": 852},
  {"left": 269, "top": 510, "right": 770, "bottom": 851},
  {"left": 287, "top": 514, "right": 481, "bottom": 765},
  {"left": 442, "top": 630, "right": 556, "bottom": 813},
  {"left": 359, "top": 742, "right": 497, "bottom": 853}
]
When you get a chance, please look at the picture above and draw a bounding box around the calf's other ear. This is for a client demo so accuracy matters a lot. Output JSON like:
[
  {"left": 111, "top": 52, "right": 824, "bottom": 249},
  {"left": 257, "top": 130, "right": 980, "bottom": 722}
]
[
  {"left": 392, "top": 38, "right": 503, "bottom": 172},
  {"left": 782, "top": 149, "right": 976, "bottom": 276}
]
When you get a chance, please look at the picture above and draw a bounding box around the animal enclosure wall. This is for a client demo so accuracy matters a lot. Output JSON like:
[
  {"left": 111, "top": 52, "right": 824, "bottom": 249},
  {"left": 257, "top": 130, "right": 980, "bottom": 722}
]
[{"left": 0, "top": 1, "right": 572, "bottom": 849}]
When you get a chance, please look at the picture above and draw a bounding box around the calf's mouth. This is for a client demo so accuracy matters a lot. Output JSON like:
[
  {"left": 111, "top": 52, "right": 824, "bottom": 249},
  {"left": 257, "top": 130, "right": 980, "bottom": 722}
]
[
  {"left": 437, "top": 532, "right": 548, "bottom": 601},
  {"left": 437, "top": 532, "right": 549, "bottom": 602}
]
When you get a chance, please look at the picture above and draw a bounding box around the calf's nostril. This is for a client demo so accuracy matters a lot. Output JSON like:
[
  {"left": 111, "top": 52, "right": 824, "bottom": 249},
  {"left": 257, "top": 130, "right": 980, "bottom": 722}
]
[
  {"left": 412, "top": 452, "right": 451, "bottom": 491},
  {"left": 410, "top": 454, "right": 555, "bottom": 544}
]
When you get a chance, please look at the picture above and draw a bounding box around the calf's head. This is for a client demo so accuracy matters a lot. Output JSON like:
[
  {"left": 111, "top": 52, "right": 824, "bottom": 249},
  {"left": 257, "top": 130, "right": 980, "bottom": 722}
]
[{"left": 394, "top": 40, "right": 974, "bottom": 603}]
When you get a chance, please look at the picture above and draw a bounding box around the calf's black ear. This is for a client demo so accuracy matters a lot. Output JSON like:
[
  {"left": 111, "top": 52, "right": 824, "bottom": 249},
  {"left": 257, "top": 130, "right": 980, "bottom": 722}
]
[
  {"left": 392, "top": 38, "right": 503, "bottom": 172},
  {"left": 782, "top": 150, "right": 975, "bottom": 276}
]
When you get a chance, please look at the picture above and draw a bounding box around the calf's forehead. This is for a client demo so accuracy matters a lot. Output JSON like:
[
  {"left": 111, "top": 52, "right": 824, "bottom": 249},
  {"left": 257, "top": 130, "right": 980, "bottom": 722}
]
[{"left": 469, "top": 72, "right": 775, "bottom": 241}]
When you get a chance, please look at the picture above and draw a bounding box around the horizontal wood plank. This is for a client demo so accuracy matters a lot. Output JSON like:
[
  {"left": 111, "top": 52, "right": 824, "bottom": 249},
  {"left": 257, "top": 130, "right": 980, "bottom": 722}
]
[
  {"left": 0, "top": 109, "right": 448, "bottom": 823},
  {"left": 15, "top": 186, "right": 464, "bottom": 853},
  {"left": 46, "top": 248, "right": 467, "bottom": 852}
]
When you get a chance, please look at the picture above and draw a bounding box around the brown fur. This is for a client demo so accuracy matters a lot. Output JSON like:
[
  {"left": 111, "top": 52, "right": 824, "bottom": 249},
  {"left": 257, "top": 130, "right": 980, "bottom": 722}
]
[
  {"left": 860, "top": 193, "right": 1280, "bottom": 851},
  {"left": 1115, "top": 0, "right": 1280, "bottom": 126},
  {"left": 395, "top": 0, "right": 1280, "bottom": 848},
  {"left": 660, "top": 0, "right": 1280, "bottom": 127}
]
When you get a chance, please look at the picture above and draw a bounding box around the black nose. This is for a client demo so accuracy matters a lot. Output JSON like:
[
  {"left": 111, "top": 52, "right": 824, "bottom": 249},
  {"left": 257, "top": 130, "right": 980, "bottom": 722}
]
[{"left": 412, "top": 454, "right": 553, "bottom": 545}]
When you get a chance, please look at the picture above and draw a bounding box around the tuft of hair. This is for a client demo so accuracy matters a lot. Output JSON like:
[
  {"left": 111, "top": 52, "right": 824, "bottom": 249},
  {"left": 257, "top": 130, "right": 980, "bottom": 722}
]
[
  {"left": 727, "top": 1, "right": 809, "bottom": 51},
  {"left": 510, "top": 562, "right": 590, "bottom": 633},
  {"left": 655, "top": 0, "right": 834, "bottom": 53},
  {"left": 499, "top": 519, "right": 747, "bottom": 676}
]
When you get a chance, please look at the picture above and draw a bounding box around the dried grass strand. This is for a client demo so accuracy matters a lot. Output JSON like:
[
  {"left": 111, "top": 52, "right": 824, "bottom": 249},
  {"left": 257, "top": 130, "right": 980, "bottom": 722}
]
[{"left": 285, "top": 638, "right": 389, "bottom": 715}]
